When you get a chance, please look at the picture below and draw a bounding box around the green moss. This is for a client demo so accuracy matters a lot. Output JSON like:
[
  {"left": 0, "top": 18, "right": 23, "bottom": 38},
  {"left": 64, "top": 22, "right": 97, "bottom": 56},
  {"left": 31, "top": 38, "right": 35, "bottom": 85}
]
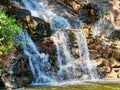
[{"left": 0, "top": 9, "right": 21, "bottom": 55}]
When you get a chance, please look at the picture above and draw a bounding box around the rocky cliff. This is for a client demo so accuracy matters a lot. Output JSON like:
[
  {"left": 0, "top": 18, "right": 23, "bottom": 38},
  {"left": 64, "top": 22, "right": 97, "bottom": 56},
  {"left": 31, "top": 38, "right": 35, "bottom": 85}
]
[{"left": 0, "top": 0, "right": 120, "bottom": 88}]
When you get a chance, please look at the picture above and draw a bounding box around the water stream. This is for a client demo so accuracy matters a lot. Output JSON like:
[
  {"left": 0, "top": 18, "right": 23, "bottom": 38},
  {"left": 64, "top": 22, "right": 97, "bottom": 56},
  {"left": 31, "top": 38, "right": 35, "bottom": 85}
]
[{"left": 15, "top": 0, "right": 99, "bottom": 85}]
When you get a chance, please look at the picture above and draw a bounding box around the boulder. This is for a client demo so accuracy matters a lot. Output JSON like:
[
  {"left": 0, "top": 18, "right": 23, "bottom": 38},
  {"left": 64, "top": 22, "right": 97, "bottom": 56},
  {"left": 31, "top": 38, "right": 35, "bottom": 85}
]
[
  {"left": 1, "top": 69, "right": 33, "bottom": 88},
  {"left": 8, "top": 3, "right": 52, "bottom": 42},
  {"left": 109, "top": 58, "right": 120, "bottom": 68},
  {"left": 1, "top": 56, "right": 33, "bottom": 88},
  {"left": 79, "top": 3, "right": 100, "bottom": 24},
  {"left": 106, "top": 70, "right": 117, "bottom": 79},
  {"left": 0, "top": 43, "right": 33, "bottom": 89},
  {"left": 109, "top": 49, "right": 120, "bottom": 61}
]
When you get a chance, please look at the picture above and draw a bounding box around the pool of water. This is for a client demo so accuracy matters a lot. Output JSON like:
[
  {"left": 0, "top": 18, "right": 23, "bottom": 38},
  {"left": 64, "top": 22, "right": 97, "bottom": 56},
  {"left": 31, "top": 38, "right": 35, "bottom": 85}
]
[
  {"left": 25, "top": 81, "right": 120, "bottom": 90},
  {"left": 1, "top": 81, "right": 120, "bottom": 90}
]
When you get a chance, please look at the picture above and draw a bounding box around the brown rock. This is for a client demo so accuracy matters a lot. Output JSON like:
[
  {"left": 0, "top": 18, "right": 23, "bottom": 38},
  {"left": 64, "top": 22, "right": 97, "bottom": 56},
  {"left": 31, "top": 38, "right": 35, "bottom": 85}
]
[
  {"left": 100, "top": 66, "right": 111, "bottom": 73},
  {"left": 106, "top": 70, "right": 117, "bottom": 79},
  {"left": 109, "top": 58, "right": 120, "bottom": 67},
  {"left": 110, "top": 49, "right": 120, "bottom": 60}
]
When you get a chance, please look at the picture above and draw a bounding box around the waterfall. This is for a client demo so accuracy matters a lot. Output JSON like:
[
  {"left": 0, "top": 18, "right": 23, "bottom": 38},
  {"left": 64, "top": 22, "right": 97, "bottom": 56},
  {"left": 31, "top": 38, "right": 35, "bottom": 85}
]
[
  {"left": 14, "top": 0, "right": 99, "bottom": 85},
  {"left": 18, "top": 29, "right": 57, "bottom": 85}
]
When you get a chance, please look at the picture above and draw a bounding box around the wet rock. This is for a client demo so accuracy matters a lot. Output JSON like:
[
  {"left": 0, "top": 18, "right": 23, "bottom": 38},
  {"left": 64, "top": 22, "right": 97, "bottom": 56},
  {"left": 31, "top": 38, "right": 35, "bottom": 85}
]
[
  {"left": 7, "top": 65, "right": 20, "bottom": 76},
  {"left": 34, "top": 17, "right": 52, "bottom": 41},
  {"left": 22, "top": 16, "right": 52, "bottom": 42},
  {"left": 62, "top": 70, "right": 68, "bottom": 80},
  {"left": 19, "top": 69, "right": 33, "bottom": 86},
  {"left": 39, "top": 37, "right": 57, "bottom": 69},
  {"left": 73, "top": 68, "right": 82, "bottom": 78},
  {"left": 1, "top": 55, "right": 33, "bottom": 88},
  {"left": 69, "top": 31, "right": 79, "bottom": 59},
  {"left": 8, "top": 3, "right": 52, "bottom": 42}
]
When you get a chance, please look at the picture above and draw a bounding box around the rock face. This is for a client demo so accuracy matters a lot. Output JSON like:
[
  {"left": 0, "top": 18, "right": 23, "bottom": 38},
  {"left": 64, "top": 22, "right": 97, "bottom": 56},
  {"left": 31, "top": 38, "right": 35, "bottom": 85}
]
[
  {"left": 0, "top": 44, "right": 33, "bottom": 88},
  {"left": 56, "top": 0, "right": 100, "bottom": 24},
  {"left": 9, "top": 4, "right": 52, "bottom": 42},
  {"left": 1, "top": 0, "right": 120, "bottom": 88},
  {"left": 88, "top": 34, "right": 120, "bottom": 78},
  {"left": 79, "top": 3, "right": 100, "bottom": 24},
  {"left": 80, "top": 0, "right": 120, "bottom": 79}
]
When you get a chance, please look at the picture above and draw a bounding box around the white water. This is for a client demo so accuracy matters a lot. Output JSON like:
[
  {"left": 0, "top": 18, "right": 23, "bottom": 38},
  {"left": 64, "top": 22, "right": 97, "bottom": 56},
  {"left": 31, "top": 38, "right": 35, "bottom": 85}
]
[
  {"left": 15, "top": 0, "right": 99, "bottom": 85},
  {"left": 75, "top": 31, "right": 98, "bottom": 79},
  {"left": 18, "top": 29, "right": 58, "bottom": 85}
]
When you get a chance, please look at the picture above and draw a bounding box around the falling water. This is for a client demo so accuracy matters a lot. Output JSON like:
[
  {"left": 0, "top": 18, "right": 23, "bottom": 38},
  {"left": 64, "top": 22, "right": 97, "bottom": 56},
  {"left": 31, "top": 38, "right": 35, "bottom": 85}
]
[
  {"left": 14, "top": 0, "right": 99, "bottom": 85},
  {"left": 18, "top": 29, "right": 58, "bottom": 85}
]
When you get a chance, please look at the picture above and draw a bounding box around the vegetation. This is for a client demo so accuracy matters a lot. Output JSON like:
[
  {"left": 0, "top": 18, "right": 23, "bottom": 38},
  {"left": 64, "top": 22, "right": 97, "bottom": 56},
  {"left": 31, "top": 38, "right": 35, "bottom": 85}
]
[{"left": 0, "top": 9, "right": 20, "bottom": 55}]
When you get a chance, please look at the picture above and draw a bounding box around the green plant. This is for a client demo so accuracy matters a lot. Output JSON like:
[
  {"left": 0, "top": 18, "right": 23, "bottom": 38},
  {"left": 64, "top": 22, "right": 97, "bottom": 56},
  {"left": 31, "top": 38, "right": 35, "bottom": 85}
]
[{"left": 0, "top": 9, "right": 21, "bottom": 55}]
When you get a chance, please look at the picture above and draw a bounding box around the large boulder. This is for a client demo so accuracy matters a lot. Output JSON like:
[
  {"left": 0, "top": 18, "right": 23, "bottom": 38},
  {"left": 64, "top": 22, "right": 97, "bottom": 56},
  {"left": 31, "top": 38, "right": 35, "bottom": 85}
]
[
  {"left": 1, "top": 56, "right": 33, "bottom": 88},
  {"left": 8, "top": 3, "right": 52, "bottom": 42},
  {"left": 0, "top": 43, "right": 33, "bottom": 89},
  {"left": 79, "top": 3, "right": 100, "bottom": 24}
]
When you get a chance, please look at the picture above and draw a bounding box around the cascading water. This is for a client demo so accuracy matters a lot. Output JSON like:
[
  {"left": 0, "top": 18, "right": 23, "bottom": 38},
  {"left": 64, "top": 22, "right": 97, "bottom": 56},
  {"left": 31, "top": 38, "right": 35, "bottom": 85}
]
[
  {"left": 18, "top": 29, "right": 58, "bottom": 85},
  {"left": 14, "top": 0, "right": 99, "bottom": 85}
]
